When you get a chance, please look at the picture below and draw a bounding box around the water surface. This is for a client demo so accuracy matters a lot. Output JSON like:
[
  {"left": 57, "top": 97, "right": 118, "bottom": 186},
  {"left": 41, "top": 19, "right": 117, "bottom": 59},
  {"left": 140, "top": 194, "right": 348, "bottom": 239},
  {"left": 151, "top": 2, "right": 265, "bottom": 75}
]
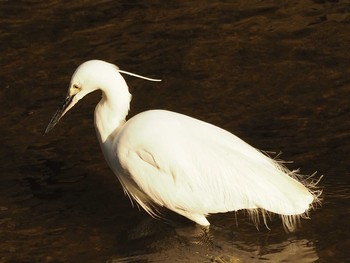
[{"left": 0, "top": 1, "right": 349, "bottom": 262}]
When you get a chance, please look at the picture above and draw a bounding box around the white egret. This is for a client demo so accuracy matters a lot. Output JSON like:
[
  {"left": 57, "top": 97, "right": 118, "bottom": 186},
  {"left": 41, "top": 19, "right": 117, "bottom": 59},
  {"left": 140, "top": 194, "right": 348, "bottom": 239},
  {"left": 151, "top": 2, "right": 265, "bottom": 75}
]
[{"left": 45, "top": 60, "right": 321, "bottom": 231}]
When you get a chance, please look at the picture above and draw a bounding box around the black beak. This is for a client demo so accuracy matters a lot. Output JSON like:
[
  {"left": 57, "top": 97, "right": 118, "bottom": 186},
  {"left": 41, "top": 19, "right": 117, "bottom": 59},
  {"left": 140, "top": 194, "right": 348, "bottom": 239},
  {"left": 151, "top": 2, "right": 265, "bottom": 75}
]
[{"left": 44, "top": 95, "right": 75, "bottom": 135}]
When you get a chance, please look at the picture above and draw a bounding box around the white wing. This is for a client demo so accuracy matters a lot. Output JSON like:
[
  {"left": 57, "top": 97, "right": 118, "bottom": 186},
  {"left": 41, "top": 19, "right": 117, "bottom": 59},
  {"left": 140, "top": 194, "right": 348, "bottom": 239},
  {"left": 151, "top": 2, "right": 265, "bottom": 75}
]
[{"left": 112, "top": 110, "right": 317, "bottom": 229}]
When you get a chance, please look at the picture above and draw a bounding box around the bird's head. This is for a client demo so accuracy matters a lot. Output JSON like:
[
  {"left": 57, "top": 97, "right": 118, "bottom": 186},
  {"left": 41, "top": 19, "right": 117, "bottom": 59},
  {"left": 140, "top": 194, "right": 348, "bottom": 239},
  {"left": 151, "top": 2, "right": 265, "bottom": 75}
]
[
  {"left": 44, "top": 60, "right": 112, "bottom": 134},
  {"left": 44, "top": 60, "right": 161, "bottom": 134}
]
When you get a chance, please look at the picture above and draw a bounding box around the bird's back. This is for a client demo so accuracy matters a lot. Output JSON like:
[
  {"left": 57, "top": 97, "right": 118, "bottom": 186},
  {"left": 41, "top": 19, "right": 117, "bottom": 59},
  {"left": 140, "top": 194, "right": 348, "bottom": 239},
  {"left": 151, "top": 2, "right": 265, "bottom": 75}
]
[{"left": 111, "top": 110, "right": 317, "bottom": 230}]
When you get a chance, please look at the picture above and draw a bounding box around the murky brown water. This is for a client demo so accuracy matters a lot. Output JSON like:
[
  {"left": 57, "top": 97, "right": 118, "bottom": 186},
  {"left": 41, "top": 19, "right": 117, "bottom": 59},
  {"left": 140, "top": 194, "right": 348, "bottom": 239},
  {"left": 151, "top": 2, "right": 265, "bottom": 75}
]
[{"left": 1, "top": 1, "right": 349, "bottom": 262}]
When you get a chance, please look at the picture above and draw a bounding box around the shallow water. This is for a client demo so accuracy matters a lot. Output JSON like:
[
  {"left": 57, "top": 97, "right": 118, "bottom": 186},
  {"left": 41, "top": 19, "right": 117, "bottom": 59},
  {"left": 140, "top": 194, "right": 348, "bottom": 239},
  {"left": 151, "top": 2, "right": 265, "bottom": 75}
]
[{"left": 1, "top": 1, "right": 349, "bottom": 262}]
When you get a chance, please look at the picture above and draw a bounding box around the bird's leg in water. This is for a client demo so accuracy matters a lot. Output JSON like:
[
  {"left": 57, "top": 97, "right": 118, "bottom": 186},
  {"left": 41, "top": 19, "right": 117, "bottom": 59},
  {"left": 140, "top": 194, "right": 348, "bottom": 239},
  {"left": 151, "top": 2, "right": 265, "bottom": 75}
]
[
  {"left": 197, "top": 225, "right": 215, "bottom": 245},
  {"left": 174, "top": 224, "right": 220, "bottom": 248}
]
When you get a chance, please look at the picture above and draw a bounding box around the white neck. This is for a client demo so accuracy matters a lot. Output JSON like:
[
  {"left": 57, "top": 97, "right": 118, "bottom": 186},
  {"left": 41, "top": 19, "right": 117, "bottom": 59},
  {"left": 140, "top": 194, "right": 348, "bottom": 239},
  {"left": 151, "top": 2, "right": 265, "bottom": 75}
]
[{"left": 94, "top": 75, "right": 132, "bottom": 144}]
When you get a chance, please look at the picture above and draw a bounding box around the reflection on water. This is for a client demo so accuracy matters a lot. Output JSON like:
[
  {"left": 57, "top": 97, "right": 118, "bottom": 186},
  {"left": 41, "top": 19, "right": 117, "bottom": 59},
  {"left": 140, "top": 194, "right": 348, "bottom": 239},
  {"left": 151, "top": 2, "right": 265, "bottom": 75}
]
[
  {"left": 1, "top": 0, "right": 349, "bottom": 262},
  {"left": 110, "top": 219, "right": 321, "bottom": 262}
]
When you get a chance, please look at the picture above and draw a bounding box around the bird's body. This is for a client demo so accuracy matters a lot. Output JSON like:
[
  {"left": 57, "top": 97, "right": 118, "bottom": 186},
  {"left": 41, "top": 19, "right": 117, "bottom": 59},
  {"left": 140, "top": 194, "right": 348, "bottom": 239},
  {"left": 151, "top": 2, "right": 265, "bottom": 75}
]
[{"left": 45, "top": 60, "right": 320, "bottom": 231}]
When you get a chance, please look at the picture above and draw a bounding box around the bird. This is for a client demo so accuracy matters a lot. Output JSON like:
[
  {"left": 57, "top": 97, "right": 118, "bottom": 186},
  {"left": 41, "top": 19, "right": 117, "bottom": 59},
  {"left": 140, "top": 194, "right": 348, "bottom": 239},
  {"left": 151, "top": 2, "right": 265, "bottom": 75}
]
[{"left": 45, "top": 60, "right": 321, "bottom": 232}]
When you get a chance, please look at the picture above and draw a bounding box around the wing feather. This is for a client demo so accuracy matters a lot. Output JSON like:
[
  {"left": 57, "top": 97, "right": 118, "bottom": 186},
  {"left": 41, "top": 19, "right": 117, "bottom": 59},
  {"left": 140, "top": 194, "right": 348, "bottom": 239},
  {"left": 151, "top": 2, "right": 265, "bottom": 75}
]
[{"left": 111, "top": 110, "right": 320, "bottom": 230}]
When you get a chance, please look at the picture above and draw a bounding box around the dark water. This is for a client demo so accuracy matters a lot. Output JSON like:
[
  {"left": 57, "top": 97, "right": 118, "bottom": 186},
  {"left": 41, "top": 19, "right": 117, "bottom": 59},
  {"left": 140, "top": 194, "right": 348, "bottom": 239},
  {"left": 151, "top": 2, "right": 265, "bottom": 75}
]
[{"left": 1, "top": 1, "right": 349, "bottom": 262}]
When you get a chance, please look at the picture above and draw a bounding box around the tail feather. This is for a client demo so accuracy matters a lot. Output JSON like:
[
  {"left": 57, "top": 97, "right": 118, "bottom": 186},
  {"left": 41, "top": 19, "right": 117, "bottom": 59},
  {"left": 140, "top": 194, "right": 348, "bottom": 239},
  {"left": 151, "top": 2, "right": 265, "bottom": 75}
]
[{"left": 249, "top": 159, "right": 322, "bottom": 232}]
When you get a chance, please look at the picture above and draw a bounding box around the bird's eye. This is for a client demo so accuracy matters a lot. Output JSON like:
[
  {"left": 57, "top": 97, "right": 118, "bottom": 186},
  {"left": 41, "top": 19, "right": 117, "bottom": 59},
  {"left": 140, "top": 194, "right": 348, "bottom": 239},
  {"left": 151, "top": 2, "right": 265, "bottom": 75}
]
[{"left": 73, "top": 84, "right": 80, "bottom": 91}]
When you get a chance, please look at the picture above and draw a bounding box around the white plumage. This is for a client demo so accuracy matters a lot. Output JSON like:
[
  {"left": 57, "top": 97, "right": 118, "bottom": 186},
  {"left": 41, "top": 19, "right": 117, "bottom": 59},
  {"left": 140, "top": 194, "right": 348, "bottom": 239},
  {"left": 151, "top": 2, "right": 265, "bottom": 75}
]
[{"left": 45, "top": 60, "right": 321, "bottom": 231}]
